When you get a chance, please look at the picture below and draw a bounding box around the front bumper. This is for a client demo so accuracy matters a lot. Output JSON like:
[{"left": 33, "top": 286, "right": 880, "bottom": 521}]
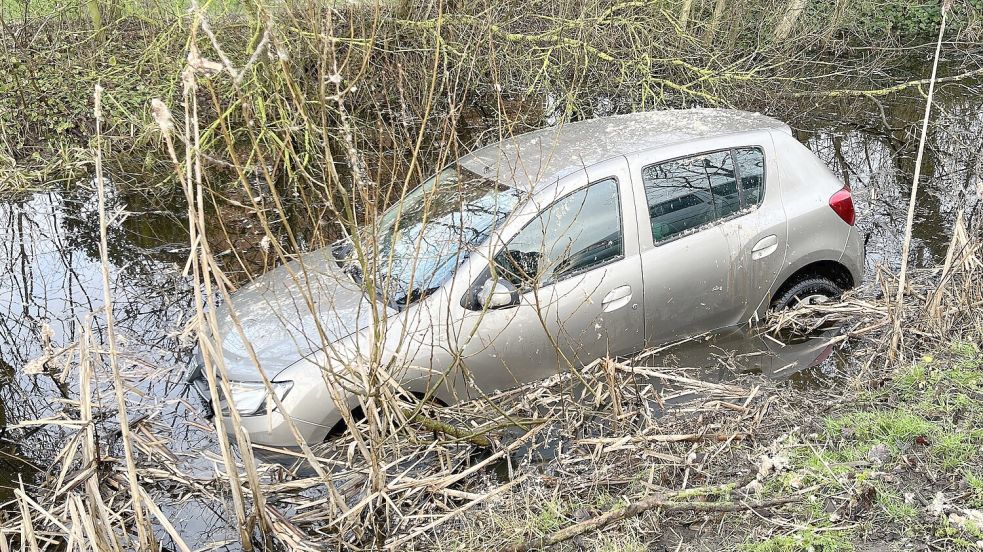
[{"left": 187, "top": 372, "right": 337, "bottom": 447}]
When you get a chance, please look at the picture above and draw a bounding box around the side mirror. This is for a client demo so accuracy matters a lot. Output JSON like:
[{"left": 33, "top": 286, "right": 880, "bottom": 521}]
[{"left": 477, "top": 277, "right": 518, "bottom": 309}]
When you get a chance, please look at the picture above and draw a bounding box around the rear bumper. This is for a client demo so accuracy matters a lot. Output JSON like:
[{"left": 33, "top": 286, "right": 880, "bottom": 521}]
[{"left": 839, "top": 224, "right": 865, "bottom": 288}]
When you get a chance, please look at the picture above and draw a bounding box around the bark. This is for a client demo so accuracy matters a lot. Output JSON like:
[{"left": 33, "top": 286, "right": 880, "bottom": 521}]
[
  {"left": 704, "top": 0, "right": 727, "bottom": 43},
  {"left": 679, "top": 0, "right": 695, "bottom": 32},
  {"left": 773, "top": 0, "right": 809, "bottom": 42},
  {"left": 85, "top": 0, "right": 105, "bottom": 43},
  {"left": 405, "top": 410, "right": 493, "bottom": 448}
]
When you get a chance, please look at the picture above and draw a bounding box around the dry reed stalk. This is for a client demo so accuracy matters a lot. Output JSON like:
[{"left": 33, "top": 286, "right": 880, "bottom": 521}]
[
  {"left": 93, "top": 84, "right": 154, "bottom": 550},
  {"left": 152, "top": 82, "right": 254, "bottom": 546},
  {"left": 16, "top": 478, "right": 38, "bottom": 552},
  {"left": 79, "top": 322, "right": 123, "bottom": 552},
  {"left": 890, "top": 1, "right": 950, "bottom": 360}
]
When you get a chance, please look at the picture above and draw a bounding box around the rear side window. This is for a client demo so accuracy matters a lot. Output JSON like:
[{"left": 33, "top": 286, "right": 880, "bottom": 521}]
[
  {"left": 494, "top": 178, "right": 622, "bottom": 290},
  {"left": 642, "top": 147, "right": 765, "bottom": 243},
  {"left": 736, "top": 147, "right": 765, "bottom": 206},
  {"left": 642, "top": 158, "right": 716, "bottom": 242},
  {"left": 706, "top": 150, "right": 740, "bottom": 219}
]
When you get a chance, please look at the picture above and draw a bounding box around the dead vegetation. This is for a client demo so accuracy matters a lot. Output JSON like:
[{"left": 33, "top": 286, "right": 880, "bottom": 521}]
[{"left": 1, "top": 212, "right": 981, "bottom": 549}]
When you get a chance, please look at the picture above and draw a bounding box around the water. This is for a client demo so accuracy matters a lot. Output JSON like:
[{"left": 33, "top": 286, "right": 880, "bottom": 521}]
[{"left": 0, "top": 72, "right": 980, "bottom": 545}]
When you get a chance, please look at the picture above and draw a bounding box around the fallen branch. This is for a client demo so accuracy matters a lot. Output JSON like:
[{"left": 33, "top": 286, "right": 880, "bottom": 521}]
[
  {"left": 405, "top": 410, "right": 493, "bottom": 448},
  {"left": 506, "top": 495, "right": 797, "bottom": 552},
  {"left": 789, "top": 65, "right": 980, "bottom": 98},
  {"left": 577, "top": 432, "right": 746, "bottom": 446}
]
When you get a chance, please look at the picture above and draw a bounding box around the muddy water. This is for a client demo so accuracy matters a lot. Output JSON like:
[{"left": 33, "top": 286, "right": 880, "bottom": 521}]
[{"left": 1, "top": 76, "right": 981, "bottom": 544}]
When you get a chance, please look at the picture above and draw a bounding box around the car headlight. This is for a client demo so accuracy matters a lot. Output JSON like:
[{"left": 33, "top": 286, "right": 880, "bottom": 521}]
[{"left": 218, "top": 381, "right": 293, "bottom": 417}]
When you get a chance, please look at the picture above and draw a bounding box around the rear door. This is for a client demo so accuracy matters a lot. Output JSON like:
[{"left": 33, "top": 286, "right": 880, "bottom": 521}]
[
  {"left": 727, "top": 145, "right": 788, "bottom": 316},
  {"left": 626, "top": 137, "right": 786, "bottom": 346}
]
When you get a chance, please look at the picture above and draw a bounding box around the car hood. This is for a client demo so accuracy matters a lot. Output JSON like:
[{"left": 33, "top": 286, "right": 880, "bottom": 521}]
[{"left": 210, "top": 249, "right": 393, "bottom": 381}]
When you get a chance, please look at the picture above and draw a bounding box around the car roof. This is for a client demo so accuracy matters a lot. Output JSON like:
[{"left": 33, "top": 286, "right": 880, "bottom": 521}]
[{"left": 458, "top": 108, "right": 790, "bottom": 191}]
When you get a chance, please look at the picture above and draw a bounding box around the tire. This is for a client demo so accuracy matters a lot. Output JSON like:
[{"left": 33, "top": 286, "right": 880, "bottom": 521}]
[{"left": 771, "top": 276, "right": 842, "bottom": 310}]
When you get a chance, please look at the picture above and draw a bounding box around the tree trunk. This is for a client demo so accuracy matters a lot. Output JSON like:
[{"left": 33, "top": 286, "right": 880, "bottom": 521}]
[
  {"left": 85, "top": 0, "right": 104, "bottom": 43},
  {"left": 679, "top": 0, "right": 695, "bottom": 33},
  {"left": 827, "top": 0, "right": 849, "bottom": 40},
  {"left": 773, "top": 0, "right": 809, "bottom": 42},
  {"left": 704, "top": 0, "right": 727, "bottom": 44},
  {"left": 723, "top": 0, "right": 745, "bottom": 48}
]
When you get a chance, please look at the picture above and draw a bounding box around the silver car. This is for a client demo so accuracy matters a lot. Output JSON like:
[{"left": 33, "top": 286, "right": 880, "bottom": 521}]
[{"left": 190, "top": 109, "right": 863, "bottom": 446}]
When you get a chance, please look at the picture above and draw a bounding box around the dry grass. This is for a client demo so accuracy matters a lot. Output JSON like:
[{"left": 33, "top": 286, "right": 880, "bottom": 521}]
[{"left": 2, "top": 217, "right": 980, "bottom": 549}]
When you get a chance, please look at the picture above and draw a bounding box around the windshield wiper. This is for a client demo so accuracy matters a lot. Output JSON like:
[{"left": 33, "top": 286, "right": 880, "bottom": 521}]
[
  {"left": 330, "top": 238, "right": 353, "bottom": 268},
  {"left": 330, "top": 238, "right": 366, "bottom": 286},
  {"left": 390, "top": 285, "right": 440, "bottom": 311}
]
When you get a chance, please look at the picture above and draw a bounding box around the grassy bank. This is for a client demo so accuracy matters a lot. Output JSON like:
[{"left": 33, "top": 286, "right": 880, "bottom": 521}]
[
  {"left": 746, "top": 343, "right": 983, "bottom": 550},
  {"left": 421, "top": 344, "right": 983, "bottom": 551}
]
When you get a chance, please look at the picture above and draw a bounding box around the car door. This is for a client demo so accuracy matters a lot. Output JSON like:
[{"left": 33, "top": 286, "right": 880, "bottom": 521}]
[
  {"left": 627, "top": 147, "right": 749, "bottom": 346},
  {"left": 726, "top": 145, "right": 788, "bottom": 316},
  {"left": 453, "top": 161, "right": 645, "bottom": 398}
]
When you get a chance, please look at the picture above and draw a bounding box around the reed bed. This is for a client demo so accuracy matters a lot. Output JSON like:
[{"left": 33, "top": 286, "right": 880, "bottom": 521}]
[{"left": 2, "top": 213, "right": 980, "bottom": 549}]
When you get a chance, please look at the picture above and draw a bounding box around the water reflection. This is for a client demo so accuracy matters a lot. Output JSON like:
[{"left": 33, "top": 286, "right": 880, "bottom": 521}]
[
  {"left": 638, "top": 326, "right": 842, "bottom": 387},
  {"left": 0, "top": 184, "right": 237, "bottom": 546},
  {"left": 789, "top": 81, "right": 983, "bottom": 272}
]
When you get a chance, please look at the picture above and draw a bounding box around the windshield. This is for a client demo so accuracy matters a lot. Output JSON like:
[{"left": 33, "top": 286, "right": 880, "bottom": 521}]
[{"left": 348, "top": 165, "right": 522, "bottom": 308}]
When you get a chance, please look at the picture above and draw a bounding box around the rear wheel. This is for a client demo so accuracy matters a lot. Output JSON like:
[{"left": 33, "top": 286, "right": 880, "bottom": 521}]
[{"left": 771, "top": 276, "right": 842, "bottom": 310}]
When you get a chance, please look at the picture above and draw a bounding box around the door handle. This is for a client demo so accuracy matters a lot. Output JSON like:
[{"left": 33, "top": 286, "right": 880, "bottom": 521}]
[
  {"left": 751, "top": 234, "right": 779, "bottom": 260},
  {"left": 601, "top": 285, "right": 632, "bottom": 312}
]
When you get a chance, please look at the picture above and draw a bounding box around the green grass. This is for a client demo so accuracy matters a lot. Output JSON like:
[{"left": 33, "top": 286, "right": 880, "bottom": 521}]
[
  {"left": 825, "top": 410, "right": 935, "bottom": 453},
  {"left": 742, "top": 529, "right": 854, "bottom": 552},
  {"left": 875, "top": 486, "right": 919, "bottom": 524},
  {"left": 531, "top": 499, "right": 567, "bottom": 533},
  {"left": 593, "top": 533, "right": 646, "bottom": 552},
  {"left": 967, "top": 470, "right": 983, "bottom": 509},
  {"left": 748, "top": 343, "right": 983, "bottom": 550}
]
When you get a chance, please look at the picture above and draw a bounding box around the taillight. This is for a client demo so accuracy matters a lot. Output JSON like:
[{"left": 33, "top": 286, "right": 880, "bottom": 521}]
[{"left": 829, "top": 187, "right": 855, "bottom": 226}]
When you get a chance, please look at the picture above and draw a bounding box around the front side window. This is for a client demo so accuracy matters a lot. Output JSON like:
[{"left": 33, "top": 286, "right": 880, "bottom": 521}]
[
  {"left": 365, "top": 165, "right": 522, "bottom": 307},
  {"left": 642, "top": 147, "right": 765, "bottom": 243},
  {"left": 493, "top": 178, "right": 622, "bottom": 290}
]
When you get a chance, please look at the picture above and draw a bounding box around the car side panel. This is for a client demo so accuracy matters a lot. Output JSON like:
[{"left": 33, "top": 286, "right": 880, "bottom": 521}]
[
  {"left": 437, "top": 158, "right": 646, "bottom": 398},
  {"left": 764, "top": 131, "right": 857, "bottom": 310}
]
